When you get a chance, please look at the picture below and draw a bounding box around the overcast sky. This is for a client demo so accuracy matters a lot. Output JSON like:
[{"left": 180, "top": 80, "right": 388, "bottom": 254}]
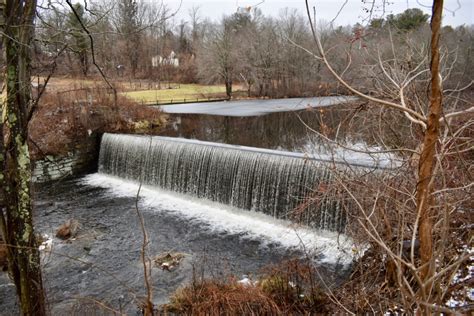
[{"left": 161, "top": 0, "right": 472, "bottom": 26}]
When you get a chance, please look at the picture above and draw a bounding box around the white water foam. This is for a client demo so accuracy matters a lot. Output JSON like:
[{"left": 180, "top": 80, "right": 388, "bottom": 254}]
[{"left": 82, "top": 173, "right": 356, "bottom": 265}]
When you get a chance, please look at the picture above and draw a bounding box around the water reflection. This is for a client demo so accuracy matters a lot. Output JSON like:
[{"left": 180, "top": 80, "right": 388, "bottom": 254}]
[{"left": 160, "top": 107, "right": 373, "bottom": 153}]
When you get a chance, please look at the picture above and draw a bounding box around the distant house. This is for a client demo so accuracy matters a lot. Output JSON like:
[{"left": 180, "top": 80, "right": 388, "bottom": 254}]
[{"left": 152, "top": 51, "right": 179, "bottom": 68}]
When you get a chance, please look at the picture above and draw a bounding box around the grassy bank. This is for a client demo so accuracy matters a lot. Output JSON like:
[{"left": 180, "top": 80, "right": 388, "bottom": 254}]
[
  {"left": 36, "top": 77, "right": 244, "bottom": 104},
  {"left": 122, "top": 84, "right": 228, "bottom": 104}
]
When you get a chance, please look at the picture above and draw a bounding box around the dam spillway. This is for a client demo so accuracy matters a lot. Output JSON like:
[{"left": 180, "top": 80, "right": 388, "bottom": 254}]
[{"left": 98, "top": 133, "right": 352, "bottom": 232}]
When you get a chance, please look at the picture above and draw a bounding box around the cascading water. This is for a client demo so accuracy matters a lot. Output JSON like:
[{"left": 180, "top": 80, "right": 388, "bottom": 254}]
[{"left": 98, "top": 133, "right": 350, "bottom": 232}]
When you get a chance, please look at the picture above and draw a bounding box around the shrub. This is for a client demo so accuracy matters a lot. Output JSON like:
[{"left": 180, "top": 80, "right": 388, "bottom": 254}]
[
  {"left": 28, "top": 86, "right": 166, "bottom": 159},
  {"left": 164, "top": 259, "right": 329, "bottom": 315}
]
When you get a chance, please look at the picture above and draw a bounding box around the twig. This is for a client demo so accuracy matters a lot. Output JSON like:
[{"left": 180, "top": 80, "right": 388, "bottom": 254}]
[
  {"left": 65, "top": 0, "right": 117, "bottom": 104},
  {"left": 134, "top": 135, "right": 155, "bottom": 315}
]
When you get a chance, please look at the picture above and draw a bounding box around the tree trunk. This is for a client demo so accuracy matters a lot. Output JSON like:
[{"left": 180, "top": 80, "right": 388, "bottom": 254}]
[
  {"left": 416, "top": 0, "right": 443, "bottom": 297},
  {"left": 80, "top": 51, "right": 89, "bottom": 77},
  {"left": 1, "top": 1, "right": 46, "bottom": 315},
  {"left": 225, "top": 78, "right": 233, "bottom": 99}
]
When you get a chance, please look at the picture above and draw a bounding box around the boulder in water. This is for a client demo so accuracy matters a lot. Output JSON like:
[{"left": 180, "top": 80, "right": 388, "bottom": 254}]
[
  {"left": 56, "top": 219, "right": 80, "bottom": 240},
  {"left": 154, "top": 252, "right": 185, "bottom": 271}
]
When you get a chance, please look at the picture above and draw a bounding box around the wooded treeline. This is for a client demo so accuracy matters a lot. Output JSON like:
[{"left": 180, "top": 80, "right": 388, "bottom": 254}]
[{"left": 36, "top": 2, "right": 473, "bottom": 98}]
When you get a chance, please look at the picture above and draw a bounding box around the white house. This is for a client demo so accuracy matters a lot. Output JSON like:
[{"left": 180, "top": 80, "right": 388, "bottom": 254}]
[{"left": 152, "top": 51, "right": 179, "bottom": 68}]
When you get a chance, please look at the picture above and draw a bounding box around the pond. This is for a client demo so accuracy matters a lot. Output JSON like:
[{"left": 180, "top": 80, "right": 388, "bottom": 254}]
[
  {"left": 157, "top": 96, "right": 357, "bottom": 116},
  {"left": 159, "top": 103, "right": 401, "bottom": 168}
]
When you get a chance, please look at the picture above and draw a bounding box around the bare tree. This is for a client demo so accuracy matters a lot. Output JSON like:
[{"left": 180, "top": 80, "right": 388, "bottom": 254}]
[
  {"left": 197, "top": 19, "right": 237, "bottom": 98},
  {"left": 189, "top": 5, "right": 202, "bottom": 53}
]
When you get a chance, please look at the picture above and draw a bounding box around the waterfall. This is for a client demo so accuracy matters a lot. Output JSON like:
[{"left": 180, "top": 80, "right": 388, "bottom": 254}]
[{"left": 98, "top": 133, "right": 350, "bottom": 232}]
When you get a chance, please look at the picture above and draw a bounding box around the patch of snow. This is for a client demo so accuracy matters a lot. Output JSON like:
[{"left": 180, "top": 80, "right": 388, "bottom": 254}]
[
  {"left": 39, "top": 234, "right": 53, "bottom": 251},
  {"left": 446, "top": 297, "right": 467, "bottom": 308},
  {"left": 446, "top": 245, "right": 473, "bottom": 308},
  {"left": 238, "top": 275, "right": 254, "bottom": 286}
]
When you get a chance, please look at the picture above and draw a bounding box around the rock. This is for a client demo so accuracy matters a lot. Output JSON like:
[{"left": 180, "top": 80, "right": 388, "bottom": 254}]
[
  {"left": 161, "top": 262, "right": 172, "bottom": 271},
  {"left": 56, "top": 219, "right": 80, "bottom": 240},
  {"left": 154, "top": 252, "right": 185, "bottom": 271}
]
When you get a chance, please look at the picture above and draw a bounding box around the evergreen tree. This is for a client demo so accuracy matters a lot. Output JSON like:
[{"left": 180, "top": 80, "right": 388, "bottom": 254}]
[
  {"left": 387, "top": 8, "right": 429, "bottom": 31},
  {"left": 66, "top": 3, "right": 89, "bottom": 76}
]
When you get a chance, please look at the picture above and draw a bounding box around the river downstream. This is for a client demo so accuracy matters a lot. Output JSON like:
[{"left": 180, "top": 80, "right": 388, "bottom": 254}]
[{"left": 0, "top": 174, "right": 352, "bottom": 315}]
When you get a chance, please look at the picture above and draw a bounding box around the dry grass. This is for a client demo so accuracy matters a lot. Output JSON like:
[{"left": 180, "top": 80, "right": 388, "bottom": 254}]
[
  {"left": 33, "top": 77, "right": 98, "bottom": 91},
  {"left": 166, "top": 280, "right": 281, "bottom": 315},
  {"left": 164, "top": 259, "right": 329, "bottom": 315}
]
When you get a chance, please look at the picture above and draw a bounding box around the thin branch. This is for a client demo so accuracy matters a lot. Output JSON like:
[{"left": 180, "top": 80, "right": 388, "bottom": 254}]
[
  {"left": 65, "top": 0, "right": 117, "bottom": 103},
  {"left": 442, "top": 106, "right": 474, "bottom": 121},
  {"left": 134, "top": 135, "right": 155, "bottom": 315},
  {"left": 27, "top": 45, "right": 68, "bottom": 122},
  {"left": 400, "top": 86, "right": 428, "bottom": 128},
  {"left": 329, "top": 0, "right": 349, "bottom": 26}
]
